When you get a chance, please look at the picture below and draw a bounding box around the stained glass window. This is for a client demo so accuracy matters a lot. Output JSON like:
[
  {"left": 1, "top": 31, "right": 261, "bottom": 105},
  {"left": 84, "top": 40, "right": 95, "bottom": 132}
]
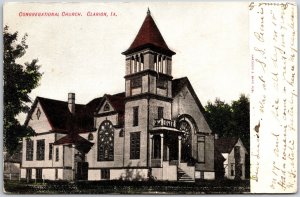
[
  {"left": 179, "top": 120, "right": 192, "bottom": 161},
  {"left": 98, "top": 120, "right": 114, "bottom": 161}
]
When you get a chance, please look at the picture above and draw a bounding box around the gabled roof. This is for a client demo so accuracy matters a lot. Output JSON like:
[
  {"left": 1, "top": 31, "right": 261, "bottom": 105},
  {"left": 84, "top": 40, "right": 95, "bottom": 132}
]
[
  {"left": 95, "top": 92, "right": 125, "bottom": 127},
  {"left": 25, "top": 96, "right": 98, "bottom": 134},
  {"left": 86, "top": 96, "right": 102, "bottom": 115},
  {"left": 106, "top": 92, "right": 125, "bottom": 114},
  {"left": 122, "top": 10, "right": 175, "bottom": 56},
  {"left": 215, "top": 137, "right": 239, "bottom": 153},
  {"left": 38, "top": 97, "right": 85, "bottom": 130},
  {"left": 172, "top": 77, "right": 206, "bottom": 115},
  {"left": 214, "top": 148, "right": 226, "bottom": 163},
  {"left": 96, "top": 92, "right": 125, "bottom": 114}
]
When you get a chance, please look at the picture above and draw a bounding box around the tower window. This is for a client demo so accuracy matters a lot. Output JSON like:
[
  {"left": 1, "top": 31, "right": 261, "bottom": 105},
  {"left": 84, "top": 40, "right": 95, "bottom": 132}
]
[
  {"left": 131, "top": 56, "right": 135, "bottom": 74},
  {"left": 153, "top": 135, "right": 161, "bottom": 159},
  {"left": 133, "top": 106, "right": 139, "bottom": 126},
  {"left": 154, "top": 54, "right": 157, "bottom": 71},
  {"left": 162, "top": 56, "right": 167, "bottom": 74},
  {"left": 130, "top": 132, "right": 140, "bottom": 159},
  {"left": 136, "top": 55, "right": 140, "bottom": 72},
  {"left": 140, "top": 54, "right": 144, "bottom": 71},
  {"left": 131, "top": 77, "right": 142, "bottom": 89},
  {"left": 157, "top": 78, "right": 168, "bottom": 89},
  {"left": 158, "top": 107, "right": 164, "bottom": 119},
  {"left": 158, "top": 55, "right": 162, "bottom": 72}
]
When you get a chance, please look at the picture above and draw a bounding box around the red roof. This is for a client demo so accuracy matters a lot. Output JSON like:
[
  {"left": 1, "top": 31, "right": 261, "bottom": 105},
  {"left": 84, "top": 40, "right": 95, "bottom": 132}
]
[
  {"left": 25, "top": 96, "right": 101, "bottom": 134},
  {"left": 122, "top": 10, "right": 175, "bottom": 55},
  {"left": 96, "top": 92, "right": 125, "bottom": 127},
  {"left": 54, "top": 134, "right": 94, "bottom": 153}
]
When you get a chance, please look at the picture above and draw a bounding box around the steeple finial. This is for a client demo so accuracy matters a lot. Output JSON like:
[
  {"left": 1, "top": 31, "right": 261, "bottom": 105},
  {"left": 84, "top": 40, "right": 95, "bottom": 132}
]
[{"left": 147, "top": 7, "right": 151, "bottom": 15}]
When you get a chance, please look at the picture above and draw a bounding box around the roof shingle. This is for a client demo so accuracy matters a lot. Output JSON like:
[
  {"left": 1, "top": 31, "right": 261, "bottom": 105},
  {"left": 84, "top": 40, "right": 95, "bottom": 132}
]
[
  {"left": 215, "top": 137, "right": 239, "bottom": 153},
  {"left": 122, "top": 11, "right": 175, "bottom": 55}
]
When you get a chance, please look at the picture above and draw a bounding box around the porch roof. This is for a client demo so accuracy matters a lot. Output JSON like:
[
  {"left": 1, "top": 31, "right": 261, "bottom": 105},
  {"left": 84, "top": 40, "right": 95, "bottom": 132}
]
[
  {"left": 54, "top": 134, "right": 94, "bottom": 153},
  {"left": 150, "top": 127, "right": 183, "bottom": 135}
]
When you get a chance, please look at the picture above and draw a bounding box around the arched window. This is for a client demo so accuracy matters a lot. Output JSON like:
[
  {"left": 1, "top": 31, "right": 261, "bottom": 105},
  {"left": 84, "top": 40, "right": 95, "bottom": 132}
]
[
  {"left": 179, "top": 120, "right": 192, "bottom": 162},
  {"left": 88, "top": 133, "right": 94, "bottom": 141},
  {"left": 97, "top": 120, "right": 114, "bottom": 161},
  {"left": 103, "top": 103, "right": 110, "bottom": 112}
]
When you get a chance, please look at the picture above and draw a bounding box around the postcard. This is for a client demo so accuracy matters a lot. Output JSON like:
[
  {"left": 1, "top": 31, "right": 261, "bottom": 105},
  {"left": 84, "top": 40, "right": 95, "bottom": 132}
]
[{"left": 3, "top": 1, "right": 297, "bottom": 194}]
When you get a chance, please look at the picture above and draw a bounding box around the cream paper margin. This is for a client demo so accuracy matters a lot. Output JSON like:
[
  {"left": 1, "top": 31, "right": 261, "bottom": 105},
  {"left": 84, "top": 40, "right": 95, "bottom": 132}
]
[{"left": 249, "top": 2, "right": 297, "bottom": 193}]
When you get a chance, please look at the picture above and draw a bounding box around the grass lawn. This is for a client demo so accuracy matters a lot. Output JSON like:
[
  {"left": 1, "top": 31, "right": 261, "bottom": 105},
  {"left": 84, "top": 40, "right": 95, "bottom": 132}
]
[{"left": 4, "top": 179, "right": 250, "bottom": 194}]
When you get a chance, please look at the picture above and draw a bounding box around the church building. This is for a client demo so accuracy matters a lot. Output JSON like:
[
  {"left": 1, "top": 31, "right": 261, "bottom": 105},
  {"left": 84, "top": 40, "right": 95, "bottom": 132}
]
[{"left": 20, "top": 9, "right": 216, "bottom": 182}]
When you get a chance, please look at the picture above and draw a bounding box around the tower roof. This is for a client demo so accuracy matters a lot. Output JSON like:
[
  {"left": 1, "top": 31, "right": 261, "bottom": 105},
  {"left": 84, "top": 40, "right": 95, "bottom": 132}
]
[{"left": 122, "top": 9, "right": 175, "bottom": 56}]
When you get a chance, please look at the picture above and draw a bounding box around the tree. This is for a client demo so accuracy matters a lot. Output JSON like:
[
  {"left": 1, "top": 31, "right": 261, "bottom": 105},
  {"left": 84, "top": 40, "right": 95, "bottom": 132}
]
[
  {"left": 231, "top": 94, "right": 250, "bottom": 150},
  {"left": 204, "top": 94, "right": 250, "bottom": 179},
  {"left": 4, "top": 26, "right": 42, "bottom": 155},
  {"left": 204, "top": 94, "right": 250, "bottom": 151},
  {"left": 204, "top": 98, "right": 233, "bottom": 138}
]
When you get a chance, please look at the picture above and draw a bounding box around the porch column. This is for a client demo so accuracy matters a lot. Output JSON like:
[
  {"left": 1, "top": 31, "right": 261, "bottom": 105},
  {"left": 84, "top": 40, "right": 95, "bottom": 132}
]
[
  {"left": 178, "top": 136, "right": 182, "bottom": 165},
  {"left": 149, "top": 134, "right": 153, "bottom": 167},
  {"left": 160, "top": 133, "right": 164, "bottom": 167}
]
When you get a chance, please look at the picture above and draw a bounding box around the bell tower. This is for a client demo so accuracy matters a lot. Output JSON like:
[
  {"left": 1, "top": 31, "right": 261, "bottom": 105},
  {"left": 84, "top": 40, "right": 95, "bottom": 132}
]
[
  {"left": 122, "top": 8, "right": 176, "bottom": 99},
  {"left": 122, "top": 9, "right": 176, "bottom": 167}
]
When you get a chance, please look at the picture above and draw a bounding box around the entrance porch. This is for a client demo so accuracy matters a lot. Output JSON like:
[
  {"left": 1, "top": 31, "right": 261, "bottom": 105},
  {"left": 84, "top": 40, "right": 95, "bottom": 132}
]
[
  {"left": 149, "top": 118, "right": 195, "bottom": 182},
  {"left": 54, "top": 134, "right": 94, "bottom": 181}
]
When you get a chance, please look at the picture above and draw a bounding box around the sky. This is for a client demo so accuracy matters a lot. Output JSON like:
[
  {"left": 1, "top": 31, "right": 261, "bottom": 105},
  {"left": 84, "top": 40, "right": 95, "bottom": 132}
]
[{"left": 4, "top": 2, "right": 250, "bottom": 123}]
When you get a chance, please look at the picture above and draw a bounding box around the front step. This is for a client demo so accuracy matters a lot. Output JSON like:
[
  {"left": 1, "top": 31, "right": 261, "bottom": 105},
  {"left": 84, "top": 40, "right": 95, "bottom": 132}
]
[{"left": 177, "top": 167, "right": 194, "bottom": 182}]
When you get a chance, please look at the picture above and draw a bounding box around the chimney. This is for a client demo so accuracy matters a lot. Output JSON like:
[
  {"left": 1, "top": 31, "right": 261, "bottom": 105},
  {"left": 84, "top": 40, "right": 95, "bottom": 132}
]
[
  {"left": 215, "top": 133, "right": 219, "bottom": 139},
  {"left": 68, "top": 93, "right": 75, "bottom": 114}
]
